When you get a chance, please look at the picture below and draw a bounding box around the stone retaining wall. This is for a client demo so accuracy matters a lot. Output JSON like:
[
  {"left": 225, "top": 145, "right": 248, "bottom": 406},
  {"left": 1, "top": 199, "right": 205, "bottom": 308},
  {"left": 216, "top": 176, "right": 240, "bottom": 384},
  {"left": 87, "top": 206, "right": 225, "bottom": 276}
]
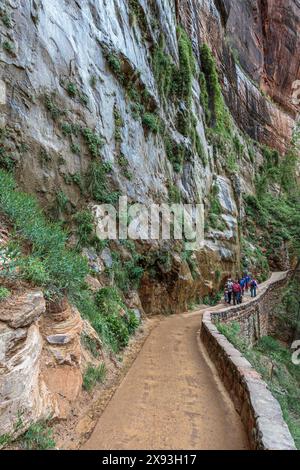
[
  {"left": 210, "top": 272, "right": 290, "bottom": 346},
  {"left": 200, "top": 272, "right": 296, "bottom": 450}
]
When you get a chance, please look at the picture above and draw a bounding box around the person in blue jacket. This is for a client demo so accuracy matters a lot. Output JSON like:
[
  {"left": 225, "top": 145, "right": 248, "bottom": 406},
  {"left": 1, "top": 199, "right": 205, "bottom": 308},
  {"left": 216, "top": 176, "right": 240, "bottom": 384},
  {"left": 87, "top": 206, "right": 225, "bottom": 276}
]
[
  {"left": 245, "top": 274, "right": 251, "bottom": 292},
  {"left": 239, "top": 277, "right": 246, "bottom": 295}
]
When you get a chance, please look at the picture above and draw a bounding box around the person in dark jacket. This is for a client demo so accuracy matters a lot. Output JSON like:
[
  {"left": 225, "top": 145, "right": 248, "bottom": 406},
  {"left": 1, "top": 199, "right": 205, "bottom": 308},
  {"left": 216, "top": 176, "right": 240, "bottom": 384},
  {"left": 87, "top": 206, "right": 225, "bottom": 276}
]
[{"left": 250, "top": 278, "right": 258, "bottom": 298}]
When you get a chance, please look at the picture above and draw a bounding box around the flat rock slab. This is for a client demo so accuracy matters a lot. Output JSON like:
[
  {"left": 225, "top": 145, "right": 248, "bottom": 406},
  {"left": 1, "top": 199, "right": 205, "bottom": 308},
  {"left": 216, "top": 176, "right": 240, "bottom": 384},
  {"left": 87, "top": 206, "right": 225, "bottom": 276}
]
[{"left": 0, "top": 291, "right": 45, "bottom": 328}]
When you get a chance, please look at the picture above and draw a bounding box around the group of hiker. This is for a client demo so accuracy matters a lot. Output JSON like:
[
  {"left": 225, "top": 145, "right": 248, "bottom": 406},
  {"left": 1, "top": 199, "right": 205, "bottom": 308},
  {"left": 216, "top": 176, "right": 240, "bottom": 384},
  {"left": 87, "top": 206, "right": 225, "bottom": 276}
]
[{"left": 224, "top": 275, "right": 258, "bottom": 305}]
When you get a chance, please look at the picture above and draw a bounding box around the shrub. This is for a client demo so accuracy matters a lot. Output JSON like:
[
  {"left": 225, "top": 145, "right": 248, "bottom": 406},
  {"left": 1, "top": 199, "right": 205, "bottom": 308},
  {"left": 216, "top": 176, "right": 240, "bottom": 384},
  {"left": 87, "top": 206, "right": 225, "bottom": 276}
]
[
  {"left": 3, "top": 40, "right": 14, "bottom": 54},
  {"left": 203, "top": 291, "right": 222, "bottom": 306},
  {"left": 73, "top": 210, "right": 94, "bottom": 247},
  {"left": 56, "top": 190, "right": 69, "bottom": 213},
  {"left": 81, "top": 127, "right": 103, "bottom": 158},
  {"left": 142, "top": 113, "right": 160, "bottom": 133},
  {"left": 128, "top": 0, "right": 148, "bottom": 32},
  {"left": 45, "top": 94, "right": 62, "bottom": 120},
  {"left": 126, "top": 310, "right": 139, "bottom": 334},
  {"left": 19, "top": 421, "right": 55, "bottom": 450},
  {"left": 19, "top": 256, "right": 50, "bottom": 285},
  {"left": 61, "top": 122, "right": 72, "bottom": 136},
  {"left": 85, "top": 161, "right": 119, "bottom": 204},
  {"left": 1, "top": 13, "right": 12, "bottom": 28},
  {"left": 104, "top": 314, "right": 129, "bottom": 349},
  {"left": 200, "top": 43, "right": 229, "bottom": 133},
  {"left": 218, "top": 322, "right": 300, "bottom": 449},
  {"left": 176, "top": 26, "right": 195, "bottom": 102},
  {"left": 0, "top": 170, "right": 89, "bottom": 299},
  {"left": 95, "top": 286, "right": 123, "bottom": 309},
  {"left": 209, "top": 184, "right": 222, "bottom": 215},
  {"left": 226, "top": 152, "right": 238, "bottom": 173},
  {"left": 117, "top": 153, "right": 132, "bottom": 179},
  {"left": 168, "top": 183, "right": 181, "bottom": 204},
  {"left": 70, "top": 142, "right": 81, "bottom": 155},
  {"left": 73, "top": 289, "right": 116, "bottom": 349},
  {"left": 95, "top": 286, "right": 138, "bottom": 350},
  {"left": 67, "top": 81, "right": 77, "bottom": 97},
  {"left": 90, "top": 75, "right": 97, "bottom": 87},
  {"left": 199, "top": 71, "right": 210, "bottom": 124},
  {"left": 104, "top": 50, "right": 125, "bottom": 83},
  {"left": 114, "top": 105, "right": 123, "bottom": 142},
  {"left": 79, "top": 91, "right": 89, "bottom": 106},
  {"left": 152, "top": 39, "right": 175, "bottom": 100},
  {"left": 0, "top": 148, "right": 15, "bottom": 171},
  {"left": 81, "top": 333, "right": 100, "bottom": 358},
  {"left": 0, "top": 287, "right": 10, "bottom": 301},
  {"left": 109, "top": 254, "right": 144, "bottom": 293},
  {"left": 83, "top": 363, "right": 106, "bottom": 391},
  {"left": 164, "top": 137, "right": 186, "bottom": 173}
]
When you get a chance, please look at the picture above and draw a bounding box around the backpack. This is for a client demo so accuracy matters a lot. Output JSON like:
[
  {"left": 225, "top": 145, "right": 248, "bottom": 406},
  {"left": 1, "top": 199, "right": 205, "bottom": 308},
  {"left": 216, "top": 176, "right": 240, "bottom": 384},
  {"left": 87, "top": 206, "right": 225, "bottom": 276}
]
[
  {"left": 250, "top": 280, "right": 257, "bottom": 288},
  {"left": 227, "top": 281, "right": 233, "bottom": 292}
]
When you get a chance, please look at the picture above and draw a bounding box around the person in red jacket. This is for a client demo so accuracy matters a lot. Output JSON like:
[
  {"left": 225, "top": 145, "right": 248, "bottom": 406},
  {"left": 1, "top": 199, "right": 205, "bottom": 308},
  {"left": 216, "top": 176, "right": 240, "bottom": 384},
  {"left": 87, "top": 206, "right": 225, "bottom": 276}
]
[{"left": 232, "top": 280, "right": 242, "bottom": 305}]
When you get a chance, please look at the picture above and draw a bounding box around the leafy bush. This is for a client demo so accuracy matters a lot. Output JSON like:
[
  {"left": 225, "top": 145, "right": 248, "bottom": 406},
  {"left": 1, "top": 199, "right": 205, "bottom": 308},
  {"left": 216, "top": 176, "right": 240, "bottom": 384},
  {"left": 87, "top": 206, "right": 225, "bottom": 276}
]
[
  {"left": 73, "top": 210, "right": 94, "bottom": 247},
  {"left": 0, "top": 170, "right": 89, "bottom": 299},
  {"left": 104, "top": 313, "right": 130, "bottom": 349},
  {"left": 20, "top": 421, "right": 55, "bottom": 450},
  {"left": 244, "top": 189, "right": 300, "bottom": 262},
  {"left": 81, "top": 333, "right": 100, "bottom": 358},
  {"left": 85, "top": 161, "right": 119, "bottom": 204},
  {"left": 176, "top": 26, "right": 195, "bottom": 102},
  {"left": 3, "top": 40, "right": 14, "bottom": 54},
  {"left": 109, "top": 254, "right": 144, "bottom": 293},
  {"left": 114, "top": 105, "right": 123, "bottom": 142},
  {"left": 199, "top": 71, "right": 210, "bottom": 124},
  {"left": 168, "top": 184, "right": 181, "bottom": 204},
  {"left": 45, "top": 94, "right": 62, "bottom": 120},
  {"left": 1, "top": 12, "right": 12, "bottom": 28},
  {"left": 106, "top": 53, "right": 123, "bottom": 77},
  {"left": 0, "top": 287, "right": 10, "bottom": 301},
  {"left": 83, "top": 363, "right": 106, "bottom": 391},
  {"left": 203, "top": 291, "right": 222, "bottom": 306},
  {"left": 94, "top": 285, "right": 140, "bottom": 350},
  {"left": 81, "top": 128, "right": 104, "bottom": 158},
  {"left": 95, "top": 286, "right": 123, "bottom": 309},
  {"left": 66, "top": 81, "right": 77, "bottom": 97},
  {"left": 142, "top": 113, "right": 160, "bottom": 134},
  {"left": 152, "top": 39, "right": 175, "bottom": 100},
  {"left": 200, "top": 43, "right": 229, "bottom": 133},
  {"left": 19, "top": 256, "right": 50, "bottom": 285},
  {"left": 126, "top": 310, "right": 139, "bottom": 334}
]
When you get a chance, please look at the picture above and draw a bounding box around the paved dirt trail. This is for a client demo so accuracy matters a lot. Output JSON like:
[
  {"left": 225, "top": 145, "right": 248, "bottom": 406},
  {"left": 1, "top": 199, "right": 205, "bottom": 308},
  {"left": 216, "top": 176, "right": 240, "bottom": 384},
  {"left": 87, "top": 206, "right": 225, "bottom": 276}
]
[{"left": 83, "top": 309, "right": 249, "bottom": 450}]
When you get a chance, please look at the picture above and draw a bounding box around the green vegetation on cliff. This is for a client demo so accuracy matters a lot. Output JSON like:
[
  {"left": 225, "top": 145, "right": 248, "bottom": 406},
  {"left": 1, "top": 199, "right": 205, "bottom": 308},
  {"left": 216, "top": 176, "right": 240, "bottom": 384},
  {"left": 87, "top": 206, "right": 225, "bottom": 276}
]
[
  {"left": 0, "top": 170, "right": 88, "bottom": 299},
  {"left": 243, "top": 146, "right": 300, "bottom": 269},
  {"left": 0, "top": 170, "right": 140, "bottom": 353},
  {"left": 200, "top": 44, "right": 229, "bottom": 132}
]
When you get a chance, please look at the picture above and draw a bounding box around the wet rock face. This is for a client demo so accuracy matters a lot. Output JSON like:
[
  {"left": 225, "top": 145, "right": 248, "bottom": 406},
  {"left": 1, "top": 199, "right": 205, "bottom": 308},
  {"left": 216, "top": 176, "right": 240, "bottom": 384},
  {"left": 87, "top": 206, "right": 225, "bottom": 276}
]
[{"left": 0, "top": 0, "right": 297, "bottom": 317}]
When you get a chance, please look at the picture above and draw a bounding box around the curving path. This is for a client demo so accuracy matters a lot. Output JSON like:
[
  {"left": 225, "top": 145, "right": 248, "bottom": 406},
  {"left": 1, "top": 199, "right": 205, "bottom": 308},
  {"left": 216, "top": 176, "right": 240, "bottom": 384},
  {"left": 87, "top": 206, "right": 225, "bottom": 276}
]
[{"left": 83, "top": 307, "right": 250, "bottom": 450}]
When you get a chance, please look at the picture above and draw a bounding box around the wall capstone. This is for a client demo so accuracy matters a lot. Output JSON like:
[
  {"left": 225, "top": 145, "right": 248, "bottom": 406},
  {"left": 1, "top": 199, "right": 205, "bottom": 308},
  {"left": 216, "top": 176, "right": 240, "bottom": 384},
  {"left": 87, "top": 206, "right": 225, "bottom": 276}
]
[{"left": 200, "top": 272, "right": 296, "bottom": 450}]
